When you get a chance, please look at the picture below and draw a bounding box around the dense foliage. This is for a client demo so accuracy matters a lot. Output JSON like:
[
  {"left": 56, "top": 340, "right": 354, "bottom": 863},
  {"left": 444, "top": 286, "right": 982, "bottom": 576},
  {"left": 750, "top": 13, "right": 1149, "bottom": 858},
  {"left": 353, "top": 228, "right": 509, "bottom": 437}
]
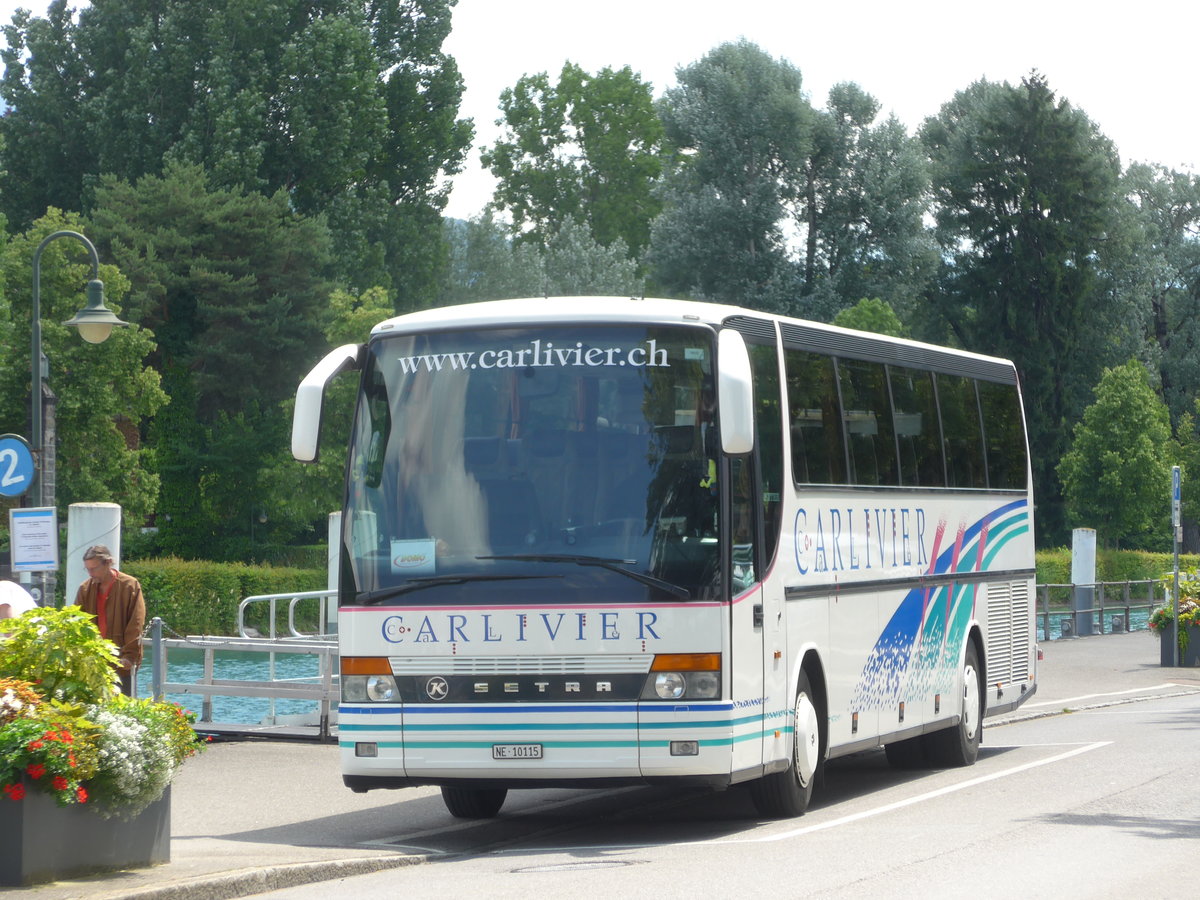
[{"left": 2, "top": 7, "right": 1200, "bottom": 555}]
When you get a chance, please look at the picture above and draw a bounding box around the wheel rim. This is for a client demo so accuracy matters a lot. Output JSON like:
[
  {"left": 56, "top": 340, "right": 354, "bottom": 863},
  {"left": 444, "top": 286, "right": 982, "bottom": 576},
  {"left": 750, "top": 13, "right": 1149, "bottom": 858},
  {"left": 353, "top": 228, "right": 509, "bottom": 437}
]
[
  {"left": 793, "top": 690, "right": 820, "bottom": 786},
  {"left": 962, "top": 663, "right": 980, "bottom": 741}
]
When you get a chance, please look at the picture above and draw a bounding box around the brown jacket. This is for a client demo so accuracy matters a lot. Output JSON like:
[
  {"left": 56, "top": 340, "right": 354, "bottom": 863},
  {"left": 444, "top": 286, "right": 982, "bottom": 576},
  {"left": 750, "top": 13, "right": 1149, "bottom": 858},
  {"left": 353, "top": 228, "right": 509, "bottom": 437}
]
[{"left": 75, "top": 570, "right": 146, "bottom": 669}]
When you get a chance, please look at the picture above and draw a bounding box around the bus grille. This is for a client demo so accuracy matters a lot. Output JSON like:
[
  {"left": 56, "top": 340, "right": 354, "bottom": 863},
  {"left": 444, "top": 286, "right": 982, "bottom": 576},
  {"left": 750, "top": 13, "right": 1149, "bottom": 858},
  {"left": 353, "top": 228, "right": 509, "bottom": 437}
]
[
  {"left": 387, "top": 655, "right": 653, "bottom": 676},
  {"left": 986, "top": 581, "right": 1031, "bottom": 685}
]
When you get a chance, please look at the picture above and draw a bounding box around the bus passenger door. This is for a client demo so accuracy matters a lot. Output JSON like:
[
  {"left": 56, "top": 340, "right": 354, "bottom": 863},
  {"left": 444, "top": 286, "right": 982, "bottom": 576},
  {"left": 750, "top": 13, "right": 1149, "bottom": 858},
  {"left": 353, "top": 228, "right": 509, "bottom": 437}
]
[{"left": 730, "top": 456, "right": 786, "bottom": 773}]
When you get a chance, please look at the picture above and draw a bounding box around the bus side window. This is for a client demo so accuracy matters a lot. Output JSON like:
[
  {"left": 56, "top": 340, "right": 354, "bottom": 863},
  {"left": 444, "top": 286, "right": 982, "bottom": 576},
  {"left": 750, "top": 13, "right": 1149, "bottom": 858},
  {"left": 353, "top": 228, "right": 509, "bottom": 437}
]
[
  {"left": 749, "top": 342, "right": 783, "bottom": 568},
  {"left": 890, "top": 366, "right": 945, "bottom": 487},
  {"left": 785, "top": 349, "right": 845, "bottom": 485},
  {"left": 938, "top": 374, "right": 986, "bottom": 489},
  {"left": 837, "top": 358, "right": 897, "bottom": 487},
  {"left": 977, "top": 379, "right": 1028, "bottom": 490},
  {"left": 730, "top": 456, "right": 756, "bottom": 591}
]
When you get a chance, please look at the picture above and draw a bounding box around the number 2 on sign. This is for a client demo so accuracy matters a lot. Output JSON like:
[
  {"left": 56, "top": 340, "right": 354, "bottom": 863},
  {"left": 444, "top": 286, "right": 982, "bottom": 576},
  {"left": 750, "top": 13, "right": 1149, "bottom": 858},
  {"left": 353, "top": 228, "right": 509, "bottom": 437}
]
[{"left": 0, "top": 448, "right": 22, "bottom": 487}]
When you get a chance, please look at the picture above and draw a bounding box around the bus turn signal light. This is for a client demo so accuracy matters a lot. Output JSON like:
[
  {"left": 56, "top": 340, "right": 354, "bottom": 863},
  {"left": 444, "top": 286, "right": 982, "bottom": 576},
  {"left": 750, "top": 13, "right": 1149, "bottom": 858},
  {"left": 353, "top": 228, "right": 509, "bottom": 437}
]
[
  {"left": 341, "top": 657, "right": 393, "bottom": 675},
  {"left": 650, "top": 653, "right": 720, "bottom": 671}
]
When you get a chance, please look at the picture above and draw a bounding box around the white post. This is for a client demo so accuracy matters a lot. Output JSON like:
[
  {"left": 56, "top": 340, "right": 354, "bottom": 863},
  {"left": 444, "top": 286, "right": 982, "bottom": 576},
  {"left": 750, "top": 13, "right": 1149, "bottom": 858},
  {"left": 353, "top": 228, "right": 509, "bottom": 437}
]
[
  {"left": 66, "top": 502, "right": 122, "bottom": 602},
  {"left": 1070, "top": 528, "right": 1096, "bottom": 637},
  {"left": 326, "top": 511, "right": 341, "bottom": 635}
]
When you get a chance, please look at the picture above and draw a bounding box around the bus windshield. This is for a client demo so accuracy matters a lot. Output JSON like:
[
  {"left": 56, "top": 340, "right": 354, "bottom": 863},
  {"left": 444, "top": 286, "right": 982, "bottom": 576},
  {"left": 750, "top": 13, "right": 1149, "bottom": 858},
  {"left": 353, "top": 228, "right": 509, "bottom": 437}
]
[{"left": 342, "top": 324, "right": 724, "bottom": 605}]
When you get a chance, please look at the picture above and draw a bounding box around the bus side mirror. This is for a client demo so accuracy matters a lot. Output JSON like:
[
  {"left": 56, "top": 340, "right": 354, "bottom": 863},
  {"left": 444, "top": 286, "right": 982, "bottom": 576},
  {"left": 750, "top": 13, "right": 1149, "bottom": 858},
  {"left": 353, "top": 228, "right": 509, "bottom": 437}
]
[
  {"left": 717, "top": 329, "right": 754, "bottom": 455},
  {"left": 292, "top": 343, "right": 362, "bottom": 462}
]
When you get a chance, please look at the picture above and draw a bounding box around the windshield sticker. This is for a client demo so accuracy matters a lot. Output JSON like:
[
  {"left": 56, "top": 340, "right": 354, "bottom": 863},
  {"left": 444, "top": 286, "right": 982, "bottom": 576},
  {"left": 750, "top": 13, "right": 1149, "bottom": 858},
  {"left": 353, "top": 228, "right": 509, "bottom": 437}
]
[
  {"left": 391, "top": 539, "right": 436, "bottom": 576},
  {"left": 397, "top": 339, "right": 670, "bottom": 374}
]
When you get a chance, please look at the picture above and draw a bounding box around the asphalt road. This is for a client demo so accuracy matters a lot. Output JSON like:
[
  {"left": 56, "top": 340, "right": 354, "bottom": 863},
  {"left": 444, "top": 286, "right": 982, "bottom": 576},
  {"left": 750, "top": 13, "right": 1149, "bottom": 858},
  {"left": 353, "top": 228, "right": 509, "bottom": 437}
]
[{"left": 259, "top": 690, "right": 1200, "bottom": 899}]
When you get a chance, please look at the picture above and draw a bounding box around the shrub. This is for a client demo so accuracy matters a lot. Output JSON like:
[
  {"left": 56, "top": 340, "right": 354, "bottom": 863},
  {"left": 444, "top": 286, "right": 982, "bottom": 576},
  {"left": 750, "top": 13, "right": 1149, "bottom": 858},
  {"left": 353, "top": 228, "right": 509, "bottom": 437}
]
[{"left": 124, "top": 557, "right": 325, "bottom": 636}]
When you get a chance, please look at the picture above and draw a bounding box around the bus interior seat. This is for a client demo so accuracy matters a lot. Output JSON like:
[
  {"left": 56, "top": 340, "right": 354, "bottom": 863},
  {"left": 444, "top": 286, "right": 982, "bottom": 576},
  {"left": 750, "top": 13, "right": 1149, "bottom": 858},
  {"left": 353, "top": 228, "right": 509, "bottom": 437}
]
[{"left": 480, "top": 478, "right": 542, "bottom": 552}]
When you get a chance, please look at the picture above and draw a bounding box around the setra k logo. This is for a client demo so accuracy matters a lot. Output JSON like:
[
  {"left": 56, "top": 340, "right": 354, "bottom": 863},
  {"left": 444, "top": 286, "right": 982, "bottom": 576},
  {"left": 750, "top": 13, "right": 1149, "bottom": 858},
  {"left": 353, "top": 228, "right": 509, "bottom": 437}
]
[{"left": 425, "top": 676, "right": 450, "bottom": 701}]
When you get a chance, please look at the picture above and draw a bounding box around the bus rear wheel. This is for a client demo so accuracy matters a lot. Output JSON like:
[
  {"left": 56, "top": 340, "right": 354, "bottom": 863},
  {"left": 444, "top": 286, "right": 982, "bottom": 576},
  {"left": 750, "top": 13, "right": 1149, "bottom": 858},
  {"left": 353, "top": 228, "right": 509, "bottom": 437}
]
[
  {"left": 750, "top": 670, "right": 822, "bottom": 818},
  {"left": 924, "top": 641, "right": 983, "bottom": 767},
  {"left": 440, "top": 785, "right": 508, "bottom": 819}
]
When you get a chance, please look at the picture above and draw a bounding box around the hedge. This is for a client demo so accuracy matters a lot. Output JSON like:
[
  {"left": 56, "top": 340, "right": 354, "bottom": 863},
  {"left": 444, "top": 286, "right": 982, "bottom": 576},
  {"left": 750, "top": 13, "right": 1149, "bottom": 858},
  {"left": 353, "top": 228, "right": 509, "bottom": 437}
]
[
  {"left": 1035, "top": 549, "right": 1199, "bottom": 586},
  {"left": 123, "top": 557, "right": 326, "bottom": 637}
]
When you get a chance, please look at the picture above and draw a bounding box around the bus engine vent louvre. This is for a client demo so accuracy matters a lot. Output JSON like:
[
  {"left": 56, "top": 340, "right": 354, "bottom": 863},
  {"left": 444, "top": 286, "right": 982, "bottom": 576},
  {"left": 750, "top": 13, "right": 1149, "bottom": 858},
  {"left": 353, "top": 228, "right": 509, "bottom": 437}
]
[
  {"left": 387, "top": 655, "right": 652, "bottom": 676},
  {"left": 986, "top": 581, "right": 1030, "bottom": 685}
]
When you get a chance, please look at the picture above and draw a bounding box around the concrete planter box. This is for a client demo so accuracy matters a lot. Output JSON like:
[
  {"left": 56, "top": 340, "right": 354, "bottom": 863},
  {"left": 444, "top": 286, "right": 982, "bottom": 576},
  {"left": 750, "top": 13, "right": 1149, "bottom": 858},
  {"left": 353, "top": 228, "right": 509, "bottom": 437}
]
[
  {"left": 0, "top": 784, "right": 170, "bottom": 886},
  {"left": 1158, "top": 625, "right": 1200, "bottom": 667}
]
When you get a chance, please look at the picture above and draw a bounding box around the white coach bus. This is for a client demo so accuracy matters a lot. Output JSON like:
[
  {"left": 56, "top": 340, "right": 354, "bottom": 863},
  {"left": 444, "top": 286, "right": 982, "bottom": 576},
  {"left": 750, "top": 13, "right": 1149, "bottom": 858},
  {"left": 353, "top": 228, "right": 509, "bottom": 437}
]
[{"left": 291, "top": 297, "right": 1036, "bottom": 819}]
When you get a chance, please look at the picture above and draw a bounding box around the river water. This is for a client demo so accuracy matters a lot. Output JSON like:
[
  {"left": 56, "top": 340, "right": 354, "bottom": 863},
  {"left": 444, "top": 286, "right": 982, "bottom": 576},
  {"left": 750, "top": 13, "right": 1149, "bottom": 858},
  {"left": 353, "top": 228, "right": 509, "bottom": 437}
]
[{"left": 135, "top": 648, "right": 325, "bottom": 725}]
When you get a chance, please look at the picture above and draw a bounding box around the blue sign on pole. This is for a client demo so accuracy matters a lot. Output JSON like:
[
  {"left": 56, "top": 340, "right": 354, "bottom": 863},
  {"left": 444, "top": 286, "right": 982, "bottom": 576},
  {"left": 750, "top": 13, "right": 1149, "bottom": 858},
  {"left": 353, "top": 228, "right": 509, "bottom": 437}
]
[{"left": 0, "top": 433, "right": 36, "bottom": 498}]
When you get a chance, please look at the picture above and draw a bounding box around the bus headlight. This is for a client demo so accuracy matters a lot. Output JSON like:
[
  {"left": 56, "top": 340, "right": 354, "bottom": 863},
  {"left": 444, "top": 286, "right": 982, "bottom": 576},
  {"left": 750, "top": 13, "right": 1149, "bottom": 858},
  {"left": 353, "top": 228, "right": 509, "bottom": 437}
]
[
  {"left": 341, "top": 658, "right": 399, "bottom": 703},
  {"left": 652, "top": 672, "right": 686, "bottom": 699},
  {"left": 341, "top": 674, "right": 399, "bottom": 702},
  {"left": 641, "top": 653, "right": 722, "bottom": 700}
]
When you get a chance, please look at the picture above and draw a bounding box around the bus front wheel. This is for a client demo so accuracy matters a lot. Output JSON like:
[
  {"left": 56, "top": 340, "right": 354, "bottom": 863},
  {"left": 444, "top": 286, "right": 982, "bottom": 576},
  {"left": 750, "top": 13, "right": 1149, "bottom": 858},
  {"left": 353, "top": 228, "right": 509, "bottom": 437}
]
[
  {"left": 749, "top": 670, "right": 823, "bottom": 818},
  {"left": 441, "top": 785, "right": 508, "bottom": 819}
]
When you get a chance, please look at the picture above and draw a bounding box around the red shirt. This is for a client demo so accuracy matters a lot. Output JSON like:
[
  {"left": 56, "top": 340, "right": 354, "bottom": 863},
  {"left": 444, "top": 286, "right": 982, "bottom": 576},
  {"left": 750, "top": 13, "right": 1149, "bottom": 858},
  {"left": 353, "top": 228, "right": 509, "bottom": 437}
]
[{"left": 95, "top": 575, "right": 116, "bottom": 639}]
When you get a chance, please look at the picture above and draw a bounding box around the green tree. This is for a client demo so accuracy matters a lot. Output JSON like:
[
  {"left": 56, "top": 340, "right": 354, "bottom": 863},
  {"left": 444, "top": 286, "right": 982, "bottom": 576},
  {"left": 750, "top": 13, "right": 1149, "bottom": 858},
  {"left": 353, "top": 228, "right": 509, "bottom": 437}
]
[
  {"left": 1121, "top": 163, "right": 1200, "bottom": 422},
  {"left": 921, "top": 74, "right": 1125, "bottom": 542},
  {"left": 832, "top": 297, "right": 907, "bottom": 337},
  {"left": 798, "top": 83, "right": 935, "bottom": 321},
  {"left": 1057, "top": 360, "right": 1172, "bottom": 548},
  {"left": 259, "top": 285, "right": 395, "bottom": 545},
  {"left": 87, "top": 163, "right": 333, "bottom": 557},
  {"left": 90, "top": 163, "right": 332, "bottom": 420},
  {"left": 482, "top": 62, "right": 663, "bottom": 256},
  {"left": 648, "top": 40, "right": 812, "bottom": 308},
  {"left": 0, "top": 210, "right": 166, "bottom": 520},
  {"left": 0, "top": 0, "right": 470, "bottom": 307},
  {"left": 442, "top": 214, "right": 642, "bottom": 303}
]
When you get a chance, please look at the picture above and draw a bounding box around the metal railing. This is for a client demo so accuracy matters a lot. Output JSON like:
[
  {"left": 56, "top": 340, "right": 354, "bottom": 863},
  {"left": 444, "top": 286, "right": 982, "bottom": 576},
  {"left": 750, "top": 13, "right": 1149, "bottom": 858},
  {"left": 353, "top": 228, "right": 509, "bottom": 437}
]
[
  {"left": 146, "top": 591, "right": 340, "bottom": 739},
  {"left": 1036, "top": 580, "right": 1163, "bottom": 641},
  {"left": 237, "top": 588, "right": 337, "bottom": 640}
]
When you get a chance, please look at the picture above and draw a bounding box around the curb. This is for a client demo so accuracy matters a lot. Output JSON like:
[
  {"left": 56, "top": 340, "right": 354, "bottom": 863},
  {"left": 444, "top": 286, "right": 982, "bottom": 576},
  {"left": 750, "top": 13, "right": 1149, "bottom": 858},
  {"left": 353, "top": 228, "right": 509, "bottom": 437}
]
[
  {"left": 988, "top": 685, "right": 1200, "bottom": 728},
  {"left": 88, "top": 854, "right": 427, "bottom": 900}
]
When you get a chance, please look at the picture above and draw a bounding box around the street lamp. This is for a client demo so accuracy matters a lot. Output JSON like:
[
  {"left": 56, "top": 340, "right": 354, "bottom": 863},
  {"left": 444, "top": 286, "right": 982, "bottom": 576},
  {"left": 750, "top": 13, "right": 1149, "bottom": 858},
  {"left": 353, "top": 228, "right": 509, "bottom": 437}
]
[{"left": 30, "top": 229, "right": 129, "bottom": 507}]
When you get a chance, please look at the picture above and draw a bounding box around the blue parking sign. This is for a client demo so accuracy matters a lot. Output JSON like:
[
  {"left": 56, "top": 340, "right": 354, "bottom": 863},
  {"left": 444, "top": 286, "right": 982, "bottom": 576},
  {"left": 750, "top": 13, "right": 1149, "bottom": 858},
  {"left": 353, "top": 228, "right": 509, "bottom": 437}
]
[{"left": 0, "top": 434, "right": 36, "bottom": 498}]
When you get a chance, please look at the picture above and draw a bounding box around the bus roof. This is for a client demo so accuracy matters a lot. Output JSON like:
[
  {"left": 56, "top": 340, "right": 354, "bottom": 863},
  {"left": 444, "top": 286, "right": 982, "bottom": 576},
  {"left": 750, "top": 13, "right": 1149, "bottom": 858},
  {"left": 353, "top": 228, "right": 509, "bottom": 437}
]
[{"left": 369, "top": 296, "right": 1016, "bottom": 376}]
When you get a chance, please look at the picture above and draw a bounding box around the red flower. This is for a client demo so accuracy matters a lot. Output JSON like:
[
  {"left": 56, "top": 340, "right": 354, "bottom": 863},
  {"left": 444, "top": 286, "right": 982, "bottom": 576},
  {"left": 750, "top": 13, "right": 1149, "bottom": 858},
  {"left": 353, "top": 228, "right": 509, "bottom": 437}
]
[
  {"left": 76, "top": 787, "right": 88, "bottom": 803},
  {"left": 28, "top": 740, "right": 44, "bottom": 750},
  {"left": 26, "top": 763, "right": 45, "bottom": 780},
  {"left": 52, "top": 776, "right": 68, "bottom": 791},
  {"left": 3, "top": 783, "right": 26, "bottom": 801},
  {"left": 59, "top": 731, "right": 73, "bottom": 744},
  {"left": 43, "top": 730, "right": 60, "bottom": 742}
]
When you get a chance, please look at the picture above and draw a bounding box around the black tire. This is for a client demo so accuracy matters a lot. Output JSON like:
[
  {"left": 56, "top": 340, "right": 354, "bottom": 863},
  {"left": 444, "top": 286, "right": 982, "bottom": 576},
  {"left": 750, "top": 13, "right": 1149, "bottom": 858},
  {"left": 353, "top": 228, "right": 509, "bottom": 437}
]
[
  {"left": 750, "top": 670, "right": 823, "bottom": 818},
  {"left": 884, "top": 735, "right": 927, "bottom": 769},
  {"left": 440, "top": 785, "right": 508, "bottom": 819},
  {"left": 923, "top": 640, "right": 983, "bottom": 767}
]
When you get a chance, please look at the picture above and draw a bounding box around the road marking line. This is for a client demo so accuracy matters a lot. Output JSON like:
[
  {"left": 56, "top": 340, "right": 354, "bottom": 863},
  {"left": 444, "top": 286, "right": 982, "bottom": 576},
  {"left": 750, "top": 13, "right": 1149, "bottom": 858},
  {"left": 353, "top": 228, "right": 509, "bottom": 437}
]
[
  {"left": 494, "top": 741, "right": 1112, "bottom": 855},
  {"left": 1022, "top": 685, "right": 1184, "bottom": 708},
  {"left": 751, "top": 741, "right": 1112, "bottom": 843}
]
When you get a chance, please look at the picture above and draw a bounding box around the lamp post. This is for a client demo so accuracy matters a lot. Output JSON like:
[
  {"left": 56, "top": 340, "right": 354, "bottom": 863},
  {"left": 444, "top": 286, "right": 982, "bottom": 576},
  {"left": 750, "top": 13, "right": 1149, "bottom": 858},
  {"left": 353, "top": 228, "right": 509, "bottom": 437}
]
[{"left": 29, "top": 230, "right": 129, "bottom": 603}]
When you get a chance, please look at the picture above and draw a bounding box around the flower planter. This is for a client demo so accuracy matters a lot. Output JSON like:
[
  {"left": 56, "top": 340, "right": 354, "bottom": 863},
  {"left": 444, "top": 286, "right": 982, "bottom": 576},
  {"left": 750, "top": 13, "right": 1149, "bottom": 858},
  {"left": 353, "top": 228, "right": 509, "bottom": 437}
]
[
  {"left": 1159, "top": 628, "right": 1175, "bottom": 667},
  {"left": 1158, "top": 625, "right": 1200, "bottom": 667},
  {"left": 0, "top": 784, "right": 170, "bottom": 886}
]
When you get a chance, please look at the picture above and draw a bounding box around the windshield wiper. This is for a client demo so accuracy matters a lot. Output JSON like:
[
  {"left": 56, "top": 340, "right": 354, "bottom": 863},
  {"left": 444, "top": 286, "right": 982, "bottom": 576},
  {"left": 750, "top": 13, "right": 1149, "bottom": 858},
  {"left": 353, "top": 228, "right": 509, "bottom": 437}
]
[
  {"left": 356, "top": 573, "right": 561, "bottom": 605},
  {"left": 478, "top": 553, "right": 692, "bottom": 601}
]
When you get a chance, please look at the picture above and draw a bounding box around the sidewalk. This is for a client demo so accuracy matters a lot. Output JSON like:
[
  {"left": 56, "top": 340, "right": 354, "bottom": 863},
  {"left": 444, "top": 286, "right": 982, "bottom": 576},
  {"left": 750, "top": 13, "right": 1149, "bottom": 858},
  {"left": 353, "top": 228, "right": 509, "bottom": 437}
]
[{"left": 16, "top": 630, "right": 1200, "bottom": 900}]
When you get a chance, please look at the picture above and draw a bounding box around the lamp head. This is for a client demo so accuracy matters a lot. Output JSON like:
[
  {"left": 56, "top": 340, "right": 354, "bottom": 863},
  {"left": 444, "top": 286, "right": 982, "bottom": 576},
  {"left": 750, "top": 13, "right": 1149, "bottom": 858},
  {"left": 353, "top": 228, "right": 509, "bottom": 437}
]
[{"left": 63, "top": 279, "right": 129, "bottom": 344}]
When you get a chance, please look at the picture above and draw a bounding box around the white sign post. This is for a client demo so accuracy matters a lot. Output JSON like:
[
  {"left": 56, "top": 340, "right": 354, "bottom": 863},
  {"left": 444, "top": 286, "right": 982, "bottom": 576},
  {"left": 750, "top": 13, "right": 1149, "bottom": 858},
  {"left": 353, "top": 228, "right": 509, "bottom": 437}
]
[{"left": 8, "top": 507, "right": 59, "bottom": 606}]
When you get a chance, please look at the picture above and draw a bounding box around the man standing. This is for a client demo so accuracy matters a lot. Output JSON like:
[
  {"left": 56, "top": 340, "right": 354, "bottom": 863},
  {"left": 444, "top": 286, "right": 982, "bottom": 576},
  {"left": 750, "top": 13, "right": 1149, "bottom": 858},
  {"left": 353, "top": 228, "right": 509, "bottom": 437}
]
[{"left": 75, "top": 545, "right": 145, "bottom": 695}]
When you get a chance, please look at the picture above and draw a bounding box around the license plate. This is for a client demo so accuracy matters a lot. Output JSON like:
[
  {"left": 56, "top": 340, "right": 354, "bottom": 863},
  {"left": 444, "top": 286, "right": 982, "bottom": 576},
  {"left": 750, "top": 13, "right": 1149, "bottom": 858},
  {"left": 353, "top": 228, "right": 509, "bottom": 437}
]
[{"left": 492, "top": 743, "right": 543, "bottom": 760}]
